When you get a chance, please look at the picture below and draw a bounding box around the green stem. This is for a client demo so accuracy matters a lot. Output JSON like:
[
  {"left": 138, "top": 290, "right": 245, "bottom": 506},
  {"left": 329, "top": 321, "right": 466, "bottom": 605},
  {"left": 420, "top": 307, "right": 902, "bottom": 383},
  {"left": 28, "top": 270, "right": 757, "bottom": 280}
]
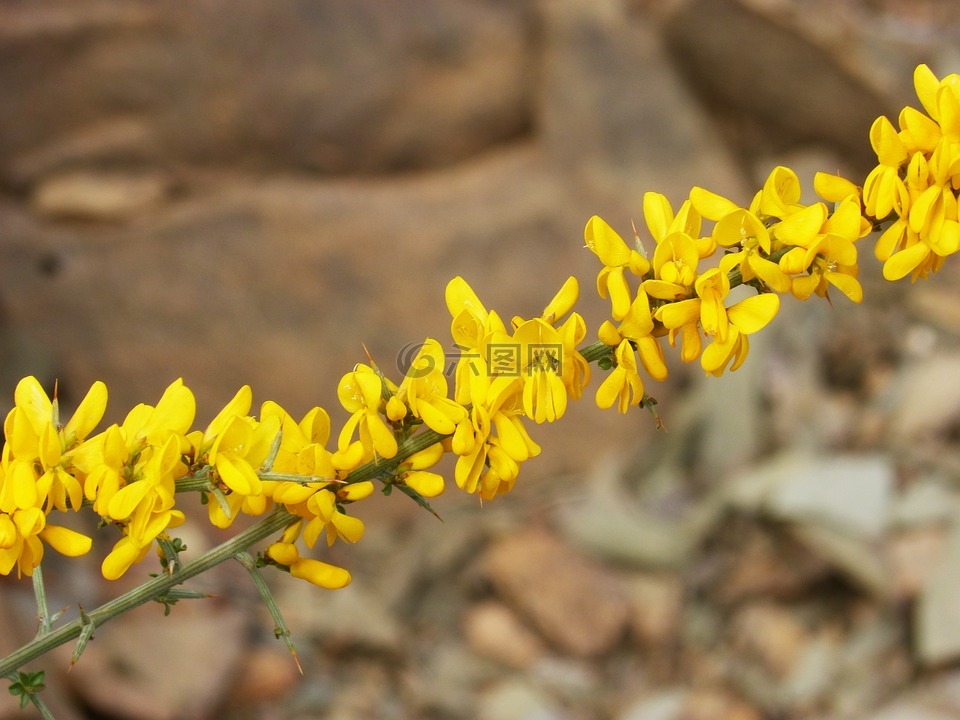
[
  {"left": 32, "top": 565, "right": 52, "bottom": 637},
  {"left": 0, "top": 508, "right": 294, "bottom": 678}
]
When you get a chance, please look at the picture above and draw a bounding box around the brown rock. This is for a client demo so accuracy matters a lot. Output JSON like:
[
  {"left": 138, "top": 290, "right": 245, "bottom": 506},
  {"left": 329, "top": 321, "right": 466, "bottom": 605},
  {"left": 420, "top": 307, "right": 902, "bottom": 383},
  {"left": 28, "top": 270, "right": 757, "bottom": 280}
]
[
  {"left": 65, "top": 602, "right": 247, "bottom": 720},
  {"left": 886, "top": 525, "right": 950, "bottom": 601},
  {"left": 462, "top": 600, "right": 547, "bottom": 670},
  {"left": 662, "top": 0, "right": 889, "bottom": 168},
  {"left": 31, "top": 170, "right": 170, "bottom": 222},
  {"left": 732, "top": 603, "right": 808, "bottom": 678},
  {"left": 624, "top": 572, "right": 684, "bottom": 646},
  {"left": 482, "top": 527, "right": 630, "bottom": 657},
  {"left": 225, "top": 646, "right": 302, "bottom": 707},
  {"left": 682, "top": 688, "right": 763, "bottom": 720},
  {"left": 715, "top": 523, "right": 830, "bottom": 603},
  {"left": 0, "top": 0, "right": 536, "bottom": 178}
]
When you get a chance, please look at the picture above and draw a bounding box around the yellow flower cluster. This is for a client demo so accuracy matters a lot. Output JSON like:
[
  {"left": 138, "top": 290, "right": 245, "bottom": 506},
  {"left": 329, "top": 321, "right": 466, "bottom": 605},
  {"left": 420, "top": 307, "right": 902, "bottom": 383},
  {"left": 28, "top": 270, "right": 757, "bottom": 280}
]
[
  {"left": 0, "top": 63, "right": 957, "bottom": 593},
  {"left": 867, "top": 65, "right": 960, "bottom": 281},
  {"left": 586, "top": 164, "right": 872, "bottom": 411},
  {"left": 0, "top": 377, "right": 362, "bottom": 587}
]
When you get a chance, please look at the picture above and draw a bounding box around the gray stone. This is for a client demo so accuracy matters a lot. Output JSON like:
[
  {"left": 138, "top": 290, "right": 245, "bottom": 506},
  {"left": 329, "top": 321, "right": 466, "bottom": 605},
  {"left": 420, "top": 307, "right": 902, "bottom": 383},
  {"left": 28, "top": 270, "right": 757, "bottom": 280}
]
[
  {"left": 617, "top": 689, "right": 686, "bottom": 720},
  {"left": 767, "top": 454, "right": 894, "bottom": 539},
  {"left": 890, "top": 353, "right": 960, "bottom": 443},
  {"left": 916, "top": 523, "right": 960, "bottom": 665},
  {"left": 728, "top": 451, "right": 894, "bottom": 540},
  {"left": 477, "top": 679, "right": 568, "bottom": 720}
]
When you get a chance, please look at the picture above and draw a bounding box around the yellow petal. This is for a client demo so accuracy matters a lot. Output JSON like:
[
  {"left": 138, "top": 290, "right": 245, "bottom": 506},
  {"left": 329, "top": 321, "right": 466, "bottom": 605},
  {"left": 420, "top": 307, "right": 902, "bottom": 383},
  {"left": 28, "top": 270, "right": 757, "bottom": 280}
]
[
  {"left": 727, "top": 293, "right": 780, "bottom": 334},
  {"left": 814, "top": 172, "right": 861, "bottom": 203},
  {"left": 584, "top": 216, "right": 632, "bottom": 266},
  {"left": 594, "top": 368, "right": 623, "bottom": 411},
  {"left": 290, "top": 558, "right": 351, "bottom": 589},
  {"left": 366, "top": 415, "right": 398, "bottom": 459},
  {"left": 205, "top": 386, "right": 253, "bottom": 441},
  {"left": 914, "top": 64, "right": 941, "bottom": 120},
  {"left": 266, "top": 541, "right": 300, "bottom": 566},
  {"left": 541, "top": 276, "right": 579, "bottom": 323},
  {"left": 62, "top": 381, "right": 108, "bottom": 443},
  {"left": 217, "top": 453, "right": 263, "bottom": 496},
  {"left": 883, "top": 241, "right": 930, "bottom": 281},
  {"left": 299, "top": 406, "right": 332, "bottom": 445},
  {"left": 445, "top": 276, "right": 488, "bottom": 321},
  {"left": 492, "top": 413, "right": 530, "bottom": 462},
  {"left": 0, "top": 514, "right": 16, "bottom": 549},
  {"left": 11, "top": 462, "right": 39, "bottom": 510},
  {"left": 107, "top": 479, "right": 152, "bottom": 521},
  {"left": 101, "top": 537, "right": 149, "bottom": 580},
  {"left": 636, "top": 336, "right": 668, "bottom": 381},
  {"left": 404, "top": 471, "right": 445, "bottom": 498},
  {"left": 899, "top": 106, "right": 942, "bottom": 153},
  {"left": 40, "top": 524, "right": 92, "bottom": 557},
  {"left": 13, "top": 507, "right": 44, "bottom": 537},
  {"left": 774, "top": 203, "right": 827, "bottom": 247},
  {"left": 340, "top": 481, "right": 374, "bottom": 502},
  {"left": 14, "top": 377, "right": 52, "bottom": 435},
  {"left": 332, "top": 512, "right": 365, "bottom": 543},
  {"left": 643, "top": 192, "right": 674, "bottom": 240},
  {"left": 700, "top": 332, "right": 739, "bottom": 375},
  {"left": 758, "top": 166, "right": 802, "bottom": 218},
  {"left": 870, "top": 116, "right": 908, "bottom": 167},
  {"left": 603, "top": 266, "right": 632, "bottom": 321},
  {"left": 150, "top": 378, "right": 197, "bottom": 437},
  {"left": 750, "top": 255, "right": 793, "bottom": 293},
  {"left": 825, "top": 271, "right": 863, "bottom": 303},
  {"left": 689, "top": 187, "right": 739, "bottom": 221},
  {"left": 655, "top": 298, "right": 700, "bottom": 330}
]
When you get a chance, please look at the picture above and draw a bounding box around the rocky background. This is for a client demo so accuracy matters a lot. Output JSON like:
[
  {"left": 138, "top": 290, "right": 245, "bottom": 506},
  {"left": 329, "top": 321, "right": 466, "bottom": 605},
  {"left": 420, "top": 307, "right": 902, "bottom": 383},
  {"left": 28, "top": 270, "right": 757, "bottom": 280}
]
[{"left": 2, "top": 0, "right": 960, "bottom": 718}]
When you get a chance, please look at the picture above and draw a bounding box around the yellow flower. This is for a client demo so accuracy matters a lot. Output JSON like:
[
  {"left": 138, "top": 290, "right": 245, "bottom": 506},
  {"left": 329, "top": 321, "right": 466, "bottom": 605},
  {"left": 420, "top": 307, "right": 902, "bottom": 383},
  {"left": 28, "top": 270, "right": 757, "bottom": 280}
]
[
  {"left": 398, "top": 442, "right": 445, "bottom": 498},
  {"left": 259, "top": 402, "right": 336, "bottom": 481},
  {"left": 752, "top": 165, "right": 806, "bottom": 220},
  {"left": 778, "top": 194, "right": 866, "bottom": 302},
  {"left": 100, "top": 434, "right": 187, "bottom": 580},
  {"left": 301, "top": 488, "right": 367, "bottom": 547},
  {"left": 814, "top": 172, "right": 863, "bottom": 204},
  {"left": 715, "top": 208, "right": 792, "bottom": 293},
  {"left": 336, "top": 364, "right": 398, "bottom": 465},
  {"left": 1, "top": 376, "right": 107, "bottom": 514},
  {"left": 642, "top": 231, "right": 699, "bottom": 301},
  {"left": 290, "top": 556, "right": 351, "bottom": 590},
  {"left": 446, "top": 276, "right": 509, "bottom": 406},
  {"left": 595, "top": 340, "right": 645, "bottom": 414},
  {"left": 266, "top": 541, "right": 351, "bottom": 590},
  {"left": 512, "top": 277, "right": 590, "bottom": 406},
  {"left": 453, "top": 385, "right": 540, "bottom": 500},
  {"left": 863, "top": 116, "right": 910, "bottom": 219},
  {"left": 0, "top": 377, "right": 106, "bottom": 576},
  {"left": 584, "top": 215, "right": 650, "bottom": 320},
  {"left": 656, "top": 267, "right": 779, "bottom": 374},
  {"left": 643, "top": 192, "right": 711, "bottom": 257},
  {"left": 393, "top": 339, "right": 467, "bottom": 435}
]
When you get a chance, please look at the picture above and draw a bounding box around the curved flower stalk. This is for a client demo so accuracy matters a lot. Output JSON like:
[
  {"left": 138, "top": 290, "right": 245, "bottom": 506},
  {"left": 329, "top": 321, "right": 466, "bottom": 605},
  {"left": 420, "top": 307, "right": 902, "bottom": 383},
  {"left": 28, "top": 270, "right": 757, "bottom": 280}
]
[{"left": 1, "top": 61, "right": 959, "bottom": 692}]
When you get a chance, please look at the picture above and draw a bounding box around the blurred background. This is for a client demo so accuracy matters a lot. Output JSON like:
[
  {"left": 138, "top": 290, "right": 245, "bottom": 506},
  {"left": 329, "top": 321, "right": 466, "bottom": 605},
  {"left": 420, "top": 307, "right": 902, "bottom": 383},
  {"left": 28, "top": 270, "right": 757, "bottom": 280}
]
[{"left": 2, "top": 0, "right": 960, "bottom": 718}]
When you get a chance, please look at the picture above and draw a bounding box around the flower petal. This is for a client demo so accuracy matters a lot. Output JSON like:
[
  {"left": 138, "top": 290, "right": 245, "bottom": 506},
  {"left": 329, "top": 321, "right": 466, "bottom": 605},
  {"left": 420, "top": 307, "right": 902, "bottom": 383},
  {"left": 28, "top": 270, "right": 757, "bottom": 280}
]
[{"left": 727, "top": 293, "right": 780, "bottom": 335}]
